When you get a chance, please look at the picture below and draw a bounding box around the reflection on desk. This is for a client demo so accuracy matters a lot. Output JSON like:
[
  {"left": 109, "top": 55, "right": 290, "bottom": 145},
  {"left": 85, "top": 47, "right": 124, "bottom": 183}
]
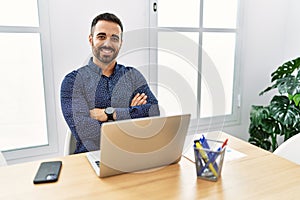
[{"left": 1, "top": 131, "right": 300, "bottom": 200}]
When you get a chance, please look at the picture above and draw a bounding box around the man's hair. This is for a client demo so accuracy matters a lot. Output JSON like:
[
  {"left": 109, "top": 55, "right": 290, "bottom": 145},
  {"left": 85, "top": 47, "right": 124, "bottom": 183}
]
[{"left": 90, "top": 13, "right": 123, "bottom": 35}]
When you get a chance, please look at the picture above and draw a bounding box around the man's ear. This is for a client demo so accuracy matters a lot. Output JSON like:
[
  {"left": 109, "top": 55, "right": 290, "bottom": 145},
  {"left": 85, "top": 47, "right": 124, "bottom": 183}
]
[
  {"left": 88, "top": 34, "right": 93, "bottom": 45},
  {"left": 119, "top": 40, "right": 123, "bottom": 49}
]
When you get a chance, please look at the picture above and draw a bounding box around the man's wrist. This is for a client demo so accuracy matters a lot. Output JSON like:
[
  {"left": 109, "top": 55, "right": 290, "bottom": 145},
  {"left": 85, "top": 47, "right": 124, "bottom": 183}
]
[{"left": 104, "top": 107, "right": 115, "bottom": 121}]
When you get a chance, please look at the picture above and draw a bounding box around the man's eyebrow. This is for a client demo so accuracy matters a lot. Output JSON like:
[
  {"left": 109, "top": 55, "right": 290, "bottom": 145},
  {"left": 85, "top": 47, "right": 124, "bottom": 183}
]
[
  {"left": 96, "top": 32, "right": 106, "bottom": 36},
  {"left": 95, "top": 33, "right": 120, "bottom": 38},
  {"left": 111, "top": 34, "right": 120, "bottom": 38}
]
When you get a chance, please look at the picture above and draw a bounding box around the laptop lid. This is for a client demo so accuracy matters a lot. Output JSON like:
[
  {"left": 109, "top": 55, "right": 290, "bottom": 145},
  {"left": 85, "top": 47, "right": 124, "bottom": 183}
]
[{"left": 88, "top": 114, "right": 191, "bottom": 178}]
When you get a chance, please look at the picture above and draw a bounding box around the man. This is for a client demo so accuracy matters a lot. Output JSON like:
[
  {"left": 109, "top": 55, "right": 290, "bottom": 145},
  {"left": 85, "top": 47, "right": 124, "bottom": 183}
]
[{"left": 60, "top": 13, "right": 160, "bottom": 153}]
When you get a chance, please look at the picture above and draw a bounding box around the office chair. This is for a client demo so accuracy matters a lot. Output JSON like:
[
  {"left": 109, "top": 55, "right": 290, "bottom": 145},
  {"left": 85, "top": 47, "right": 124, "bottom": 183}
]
[
  {"left": 0, "top": 151, "right": 7, "bottom": 167},
  {"left": 273, "top": 134, "right": 300, "bottom": 165},
  {"left": 64, "top": 129, "right": 77, "bottom": 156}
]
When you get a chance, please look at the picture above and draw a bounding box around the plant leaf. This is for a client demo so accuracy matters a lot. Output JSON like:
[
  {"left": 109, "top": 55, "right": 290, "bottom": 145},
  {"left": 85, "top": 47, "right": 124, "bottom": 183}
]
[
  {"left": 259, "top": 85, "right": 277, "bottom": 96},
  {"left": 260, "top": 57, "right": 300, "bottom": 96},
  {"left": 293, "top": 94, "right": 300, "bottom": 106},
  {"left": 250, "top": 105, "right": 270, "bottom": 126},
  {"left": 269, "top": 95, "right": 300, "bottom": 126},
  {"left": 260, "top": 117, "right": 282, "bottom": 135},
  {"left": 248, "top": 124, "right": 271, "bottom": 151},
  {"left": 276, "top": 75, "right": 294, "bottom": 94},
  {"left": 271, "top": 57, "right": 300, "bottom": 82},
  {"left": 283, "top": 126, "right": 299, "bottom": 141}
]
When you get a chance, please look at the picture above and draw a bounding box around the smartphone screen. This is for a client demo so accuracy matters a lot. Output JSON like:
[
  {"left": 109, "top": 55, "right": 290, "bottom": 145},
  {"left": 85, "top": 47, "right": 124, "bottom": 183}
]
[{"left": 33, "top": 161, "right": 62, "bottom": 184}]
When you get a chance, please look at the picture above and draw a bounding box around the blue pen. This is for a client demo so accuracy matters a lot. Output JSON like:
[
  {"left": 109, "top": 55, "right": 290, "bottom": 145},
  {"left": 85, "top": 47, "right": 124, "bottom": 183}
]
[
  {"left": 199, "top": 151, "right": 220, "bottom": 176},
  {"left": 199, "top": 138, "right": 228, "bottom": 175},
  {"left": 200, "top": 135, "right": 218, "bottom": 171},
  {"left": 194, "top": 141, "right": 218, "bottom": 177}
]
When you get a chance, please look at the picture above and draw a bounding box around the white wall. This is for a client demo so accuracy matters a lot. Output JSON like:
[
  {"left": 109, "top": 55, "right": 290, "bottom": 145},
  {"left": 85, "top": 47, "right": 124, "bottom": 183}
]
[
  {"left": 224, "top": 0, "right": 299, "bottom": 140},
  {"left": 283, "top": 0, "right": 300, "bottom": 60}
]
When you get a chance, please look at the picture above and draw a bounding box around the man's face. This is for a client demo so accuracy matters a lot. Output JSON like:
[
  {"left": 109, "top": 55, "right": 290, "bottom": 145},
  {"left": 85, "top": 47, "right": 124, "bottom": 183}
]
[{"left": 89, "top": 20, "right": 122, "bottom": 65}]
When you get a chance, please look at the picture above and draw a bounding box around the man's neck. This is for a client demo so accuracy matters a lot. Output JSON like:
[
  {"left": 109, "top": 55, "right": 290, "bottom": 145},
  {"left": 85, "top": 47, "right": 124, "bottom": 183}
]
[
  {"left": 101, "top": 64, "right": 115, "bottom": 77},
  {"left": 94, "top": 58, "right": 116, "bottom": 77}
]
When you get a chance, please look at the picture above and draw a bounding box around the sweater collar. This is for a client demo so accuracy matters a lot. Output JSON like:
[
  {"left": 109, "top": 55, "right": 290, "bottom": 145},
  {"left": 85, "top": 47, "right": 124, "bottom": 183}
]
[{"left": 88, "top": 57, "right": 119, "bottom": 76}]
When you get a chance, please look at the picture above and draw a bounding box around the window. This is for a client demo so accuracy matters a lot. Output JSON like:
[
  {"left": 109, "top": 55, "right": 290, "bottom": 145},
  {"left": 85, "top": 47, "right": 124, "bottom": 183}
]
[
  {"left": 152, "top": 0, "right": 241, "bottom": 130},
  {"left": 0, "top": 0, "right": 57, "bottom": 161}
]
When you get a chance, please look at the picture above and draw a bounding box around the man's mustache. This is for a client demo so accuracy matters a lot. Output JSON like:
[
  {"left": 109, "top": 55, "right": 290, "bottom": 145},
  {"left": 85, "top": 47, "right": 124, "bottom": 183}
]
[{"left": 99, "top": 46, "right": 115, "bottom": 52}]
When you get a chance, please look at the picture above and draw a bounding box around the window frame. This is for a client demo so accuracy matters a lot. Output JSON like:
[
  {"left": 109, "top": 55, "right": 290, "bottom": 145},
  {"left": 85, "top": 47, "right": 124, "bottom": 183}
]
[
  {"left": 150, "top": 0, "right": 243, "bottom": 132},
  {"left": 1, "top": 0, "right": 58, "bottom": 162}
]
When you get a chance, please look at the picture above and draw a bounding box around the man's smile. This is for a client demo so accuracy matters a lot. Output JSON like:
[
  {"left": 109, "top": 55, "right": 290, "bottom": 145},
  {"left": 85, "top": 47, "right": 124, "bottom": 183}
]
[{"left": 100, "top": 47, "right": 115, "bottom": 55}]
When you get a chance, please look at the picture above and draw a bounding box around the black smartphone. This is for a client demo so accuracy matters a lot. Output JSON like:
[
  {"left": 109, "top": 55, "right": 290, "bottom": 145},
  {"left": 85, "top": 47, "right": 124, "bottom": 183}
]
[{"left": 33, "top": 161, "right": 62, "bottom": 184}]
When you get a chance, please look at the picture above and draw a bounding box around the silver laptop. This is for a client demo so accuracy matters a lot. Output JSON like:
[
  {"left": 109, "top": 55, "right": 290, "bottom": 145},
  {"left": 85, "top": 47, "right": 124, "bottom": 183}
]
[{"left": 86, "top": 114, "right": 191, "bottom": 178}]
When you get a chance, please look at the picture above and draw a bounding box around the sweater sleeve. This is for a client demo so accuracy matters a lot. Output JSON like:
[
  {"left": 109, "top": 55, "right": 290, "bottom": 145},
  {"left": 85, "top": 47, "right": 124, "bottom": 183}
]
[
  {"left": 60, "top": 71, "right": 101, "bottom": 153},
  {"left": 115, "top": 68, "right": 160, "bottom": 120}
]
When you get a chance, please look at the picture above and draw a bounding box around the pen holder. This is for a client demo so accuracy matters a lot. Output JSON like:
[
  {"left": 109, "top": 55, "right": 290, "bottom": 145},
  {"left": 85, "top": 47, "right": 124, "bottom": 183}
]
[{"left": 194, "top": 139, "right": 226, "bottom": 182}]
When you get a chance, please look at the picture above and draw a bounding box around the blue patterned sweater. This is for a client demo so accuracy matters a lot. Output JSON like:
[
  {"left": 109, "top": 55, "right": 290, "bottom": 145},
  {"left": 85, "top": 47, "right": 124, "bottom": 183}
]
[{"left": 60, "top": 58, "right": 160, "bottom": 153}]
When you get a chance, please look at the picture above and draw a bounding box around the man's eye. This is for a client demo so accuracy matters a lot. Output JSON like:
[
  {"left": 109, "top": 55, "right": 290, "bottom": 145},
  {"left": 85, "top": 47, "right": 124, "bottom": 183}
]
[
  {"left": 111, "top": 36, "right": 119, "bottom": 42},
  {"left": 98, "top": 35, "right": 106, "bottom": 40}
]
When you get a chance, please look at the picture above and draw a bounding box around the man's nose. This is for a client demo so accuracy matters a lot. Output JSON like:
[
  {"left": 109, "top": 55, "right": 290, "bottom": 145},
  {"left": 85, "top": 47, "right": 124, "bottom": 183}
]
[{"left": 103, "top": 37, "right": 113, "bottom": 46}]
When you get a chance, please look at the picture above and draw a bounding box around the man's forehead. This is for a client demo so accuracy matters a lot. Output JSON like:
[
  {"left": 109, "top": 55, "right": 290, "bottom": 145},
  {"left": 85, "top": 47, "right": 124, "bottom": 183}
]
[{"left": 93, "top": 20, "right": 122, "bottom": 34}]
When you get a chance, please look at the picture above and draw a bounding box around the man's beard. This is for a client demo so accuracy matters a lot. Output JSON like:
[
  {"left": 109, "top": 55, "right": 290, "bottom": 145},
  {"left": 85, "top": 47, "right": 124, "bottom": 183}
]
[{"left": 92, "top": 45, "right": 119, "bottom": 64}]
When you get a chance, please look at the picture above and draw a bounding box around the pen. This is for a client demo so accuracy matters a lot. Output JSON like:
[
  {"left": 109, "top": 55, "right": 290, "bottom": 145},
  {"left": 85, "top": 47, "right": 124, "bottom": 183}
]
[
  {"left": 206, "top": 138, "right": 228, "bottom": 172},
  {"left": 200, "top": 135, "right": 218, "bottom": 170},
  {"left": 194, "top": 144, "right": 203, "bottom": 176},
  {"left": 200, "top": 135, "right": 210, "bottom": 149},
  {"left": 221, "top": 138, "right": 228, "bottom": 148},
  {"left": 215, "top": 138, "right": 228, "bottom": 152},
  {"left": 195, "top": 141, "right": 218, "bottom": 177},
  {"left": 200, "top": 138, "right": 229, "bottom": 174}
]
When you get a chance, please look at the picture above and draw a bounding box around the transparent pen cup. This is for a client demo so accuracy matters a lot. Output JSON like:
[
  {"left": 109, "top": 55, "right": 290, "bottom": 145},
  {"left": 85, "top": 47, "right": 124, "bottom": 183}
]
[{"left": 194, "top": 139, "right": 226, "bottom": 181}]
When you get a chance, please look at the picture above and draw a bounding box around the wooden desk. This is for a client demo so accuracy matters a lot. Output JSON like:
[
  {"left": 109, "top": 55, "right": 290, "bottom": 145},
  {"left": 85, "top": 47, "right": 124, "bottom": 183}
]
[{"left": 1, "top": 132, "right": 300, "bottom": 200}]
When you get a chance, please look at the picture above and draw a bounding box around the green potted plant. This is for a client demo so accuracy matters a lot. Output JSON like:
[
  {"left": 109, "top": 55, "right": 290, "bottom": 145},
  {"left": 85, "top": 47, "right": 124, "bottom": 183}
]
[{"left": 248, "top": 57, "right": 300, "bottom": 151}]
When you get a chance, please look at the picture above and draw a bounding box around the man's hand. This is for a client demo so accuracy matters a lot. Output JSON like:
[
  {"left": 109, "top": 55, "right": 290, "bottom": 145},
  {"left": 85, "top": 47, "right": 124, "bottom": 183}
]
[
  {"left": 89, "top": 108, "right": 107, "bottom": 122},
  {"left": 90, "top": 108, "right": 117, "bottom": 122},
  {"left": 131, "top": 93, "right": 147, "bottom": 106},
  {"left": 90, "top": 93, "right": 147, "bottom": 122}
]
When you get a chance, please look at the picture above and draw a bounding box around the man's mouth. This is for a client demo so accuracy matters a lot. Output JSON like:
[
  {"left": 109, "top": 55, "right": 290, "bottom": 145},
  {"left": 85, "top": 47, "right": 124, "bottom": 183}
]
[{"left": 100, "top": 47, "right": 114, "bottom": 55}]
